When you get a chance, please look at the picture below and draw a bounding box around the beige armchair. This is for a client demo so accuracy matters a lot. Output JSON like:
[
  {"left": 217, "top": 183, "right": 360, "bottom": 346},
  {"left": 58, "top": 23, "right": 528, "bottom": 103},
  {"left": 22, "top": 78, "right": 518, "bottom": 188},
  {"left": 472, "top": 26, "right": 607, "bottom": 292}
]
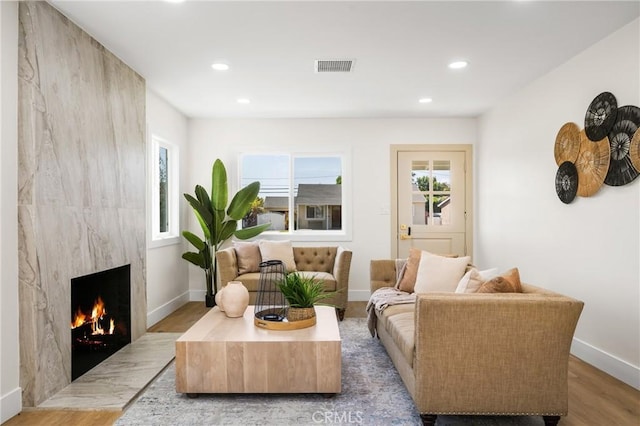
[
  {"left": 217, "top": 246, "right": 352, "bottom": 320},
  {"left": 370, "top": 259, "right": 584, "bottom": 425}
]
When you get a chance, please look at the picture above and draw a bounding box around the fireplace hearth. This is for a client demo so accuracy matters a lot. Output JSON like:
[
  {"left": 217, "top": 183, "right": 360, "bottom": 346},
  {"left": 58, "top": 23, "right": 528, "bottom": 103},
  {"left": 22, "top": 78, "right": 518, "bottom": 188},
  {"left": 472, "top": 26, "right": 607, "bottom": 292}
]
[{"left": 71, "top": 265, "right": 131, "bottom": 381}]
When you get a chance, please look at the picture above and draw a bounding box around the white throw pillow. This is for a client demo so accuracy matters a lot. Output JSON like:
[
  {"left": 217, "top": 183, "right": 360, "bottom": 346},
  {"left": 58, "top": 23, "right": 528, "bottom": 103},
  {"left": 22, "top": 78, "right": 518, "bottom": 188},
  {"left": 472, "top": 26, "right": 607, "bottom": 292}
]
[
  {"left": 413, "top": 251, "right": 471, "bottom": 293},
  {"left": 258, "top": 240, "right": 297, "bottom": 272},
  {"left": 455, "top": 267, "right": 499, "bottom": 293}
]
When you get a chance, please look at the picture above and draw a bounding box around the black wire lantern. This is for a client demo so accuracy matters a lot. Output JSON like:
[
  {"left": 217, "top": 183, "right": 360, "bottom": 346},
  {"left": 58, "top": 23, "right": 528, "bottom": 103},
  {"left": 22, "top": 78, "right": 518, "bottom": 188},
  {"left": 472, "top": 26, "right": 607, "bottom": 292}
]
[{"left": 254, "top": 260, "right": 288, "bottom": 326}]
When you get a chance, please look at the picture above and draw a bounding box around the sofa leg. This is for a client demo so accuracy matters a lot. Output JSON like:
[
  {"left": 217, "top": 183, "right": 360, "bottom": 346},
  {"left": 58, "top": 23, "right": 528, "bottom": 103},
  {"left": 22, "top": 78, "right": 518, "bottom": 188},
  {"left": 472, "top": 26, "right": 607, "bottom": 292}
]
[
  {"left": 336, "top": 308, "right": 345, "bottom": 321},
  {"left": 420, "top": 414, "right": 437, "bottom": 426},
  {"left": 543, "top": 416, "right": 561, "bottom": 426}
]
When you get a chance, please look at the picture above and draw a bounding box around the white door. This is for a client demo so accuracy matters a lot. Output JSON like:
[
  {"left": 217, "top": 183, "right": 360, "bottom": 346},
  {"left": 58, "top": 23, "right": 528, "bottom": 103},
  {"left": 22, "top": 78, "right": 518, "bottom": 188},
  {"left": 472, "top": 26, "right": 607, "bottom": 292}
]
[{"left": 396, "top": 150, "right": 468, "bottom": 258}]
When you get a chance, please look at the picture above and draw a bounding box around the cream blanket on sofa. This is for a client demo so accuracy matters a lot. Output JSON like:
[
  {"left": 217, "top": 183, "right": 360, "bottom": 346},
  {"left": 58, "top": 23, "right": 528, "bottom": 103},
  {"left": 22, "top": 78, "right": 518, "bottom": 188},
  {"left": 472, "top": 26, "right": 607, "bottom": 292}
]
[{"left": 366, "top": 287, "right": 415, "bottom": 337}]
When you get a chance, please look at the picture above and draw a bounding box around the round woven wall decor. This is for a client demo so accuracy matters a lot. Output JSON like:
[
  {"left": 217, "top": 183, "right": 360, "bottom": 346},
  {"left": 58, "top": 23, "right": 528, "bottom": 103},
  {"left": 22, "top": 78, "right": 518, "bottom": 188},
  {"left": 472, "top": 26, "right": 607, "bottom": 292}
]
[
  {"left": 584, "top": 92, "right": 617, "bottom": 142},
  {"left": 629, "top": 129, "right": 640, "bottom": 174},
  {"left": 575, "top": 130, "right": 610, "bottom": 197},
  {"left": 604, "top": 105, "right": 640, "bottom": 186},
  {"left": 555, "top": 161, "right": 578, "bottom": 204},
  {"left": 554, "top": 122, "right": 581, "bottom": 166}
]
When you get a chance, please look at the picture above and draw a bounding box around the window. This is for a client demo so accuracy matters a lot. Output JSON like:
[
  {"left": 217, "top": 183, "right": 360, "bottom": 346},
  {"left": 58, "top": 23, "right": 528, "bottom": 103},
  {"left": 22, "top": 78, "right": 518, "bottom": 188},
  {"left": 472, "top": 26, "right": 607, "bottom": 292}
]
[
  {"left": 151, "top": 135, "right": 179, "bottom": 244},
  {"left": 306, "top": 205, "right": 325, "bottom": 220},
  {"left": 239, "top": 151, "right": 349, "bottom": 239}
]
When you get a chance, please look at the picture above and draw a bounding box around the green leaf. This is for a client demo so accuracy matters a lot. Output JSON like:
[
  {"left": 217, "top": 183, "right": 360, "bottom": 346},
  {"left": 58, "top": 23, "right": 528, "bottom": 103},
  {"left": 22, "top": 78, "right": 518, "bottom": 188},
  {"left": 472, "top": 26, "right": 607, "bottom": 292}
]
[
  {"left": 219, "top": 220, "right": 237, "bottom": 243},
  {"left": 182, "top": 231, "right": 205, "bottom": 251},
  {"left": 211, "top": 159, "right": 228, "bottom": 212},
  {"left": 234, "top": 223, "right": 271, "bottom": 240},
  {"left": 184, "top": 193, "right": 213, "bottom": 225},
  {"left": 195, "top": 185, "right": 213, "bottom": 214},
  {"left": 228, "top": 181, "right": 260, "bottom": 220},
  {"left": 182, "top": 252, "right": 206, "bottom": 269}
]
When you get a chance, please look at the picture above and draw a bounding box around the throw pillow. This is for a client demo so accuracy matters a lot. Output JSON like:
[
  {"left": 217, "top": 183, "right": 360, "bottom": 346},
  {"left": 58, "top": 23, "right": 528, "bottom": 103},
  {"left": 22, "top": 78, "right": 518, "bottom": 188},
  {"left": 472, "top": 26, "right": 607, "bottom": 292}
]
[
  {"left": 396, "top": 248, "right": 422, "bottom": 293},
  {"left": 413, "top": 251, "right": 471, "bottom": 293},
  {"left": 258, "top": 240, "right": 297, "bottom": 272},
  {"left": 455, "top": 267, "right": 499, "bottom": 293},
  {"left": 476, "top": 267, "right": 523, "bottom": 293},
  {"left": 233, "top": 241, "right": 261, "bottom": 275}
]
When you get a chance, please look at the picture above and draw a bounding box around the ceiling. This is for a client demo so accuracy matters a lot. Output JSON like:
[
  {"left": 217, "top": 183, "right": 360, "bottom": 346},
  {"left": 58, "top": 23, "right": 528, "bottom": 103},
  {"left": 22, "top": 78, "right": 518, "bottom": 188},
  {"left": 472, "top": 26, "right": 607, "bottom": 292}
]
[{"left": 50, "top": 1, "right": 640, "bottom": 119}]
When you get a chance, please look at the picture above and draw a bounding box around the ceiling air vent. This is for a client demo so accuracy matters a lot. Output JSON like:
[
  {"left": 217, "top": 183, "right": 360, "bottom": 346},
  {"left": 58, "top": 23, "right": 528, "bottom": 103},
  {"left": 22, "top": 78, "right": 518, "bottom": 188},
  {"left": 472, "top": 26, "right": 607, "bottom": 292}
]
[{"left": 314, "top": 59, "right": 355, "bottom": 73}]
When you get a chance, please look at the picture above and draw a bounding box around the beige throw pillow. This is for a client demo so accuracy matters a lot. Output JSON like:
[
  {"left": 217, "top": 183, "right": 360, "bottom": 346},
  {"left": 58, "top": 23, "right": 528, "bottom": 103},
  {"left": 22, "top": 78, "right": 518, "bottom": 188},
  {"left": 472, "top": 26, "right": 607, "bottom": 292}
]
[
  {"left": 258, "top": 240, "right": 297, "bottom": 272},
  {"left": 455, "top": 267, "right": 498, "bottom": 293},
  {"left": 233, "top": 241, "right": 261, "bottom": 275},
  {"left": 413, "top": 251, "right": 471, "bottom": 293}
]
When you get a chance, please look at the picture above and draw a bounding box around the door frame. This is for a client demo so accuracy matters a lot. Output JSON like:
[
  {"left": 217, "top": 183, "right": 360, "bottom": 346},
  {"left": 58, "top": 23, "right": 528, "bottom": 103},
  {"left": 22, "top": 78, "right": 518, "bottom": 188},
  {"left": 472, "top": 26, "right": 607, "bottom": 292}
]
[{"left": 390, "top": 144, "right": 474, "bottom": 259}]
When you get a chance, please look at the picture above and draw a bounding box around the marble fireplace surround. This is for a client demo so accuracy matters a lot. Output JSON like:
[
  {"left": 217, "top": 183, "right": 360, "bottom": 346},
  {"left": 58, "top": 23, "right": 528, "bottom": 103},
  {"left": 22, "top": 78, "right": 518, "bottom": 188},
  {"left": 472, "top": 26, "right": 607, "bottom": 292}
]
[{"left": 18, "top": 2, "right": 147, "bottom": 407}]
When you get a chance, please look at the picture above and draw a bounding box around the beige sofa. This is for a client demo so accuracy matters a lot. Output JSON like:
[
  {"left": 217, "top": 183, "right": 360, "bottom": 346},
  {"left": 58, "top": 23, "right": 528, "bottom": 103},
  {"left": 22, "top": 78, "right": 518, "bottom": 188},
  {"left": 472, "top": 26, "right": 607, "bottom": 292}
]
[
  {"left": 370, "top": 259, "right": 584, "bottom": 426},
  {"left": 217, "top": 246, "right": 352, "bottom": 320}
]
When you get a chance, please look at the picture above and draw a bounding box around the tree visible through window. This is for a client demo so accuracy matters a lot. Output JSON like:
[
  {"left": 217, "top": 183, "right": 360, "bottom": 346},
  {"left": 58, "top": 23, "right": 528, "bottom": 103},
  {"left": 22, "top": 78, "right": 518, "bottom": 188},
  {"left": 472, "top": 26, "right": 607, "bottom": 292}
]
[{"left": 159, "top": 146, "right": 169, "bottom": 233}]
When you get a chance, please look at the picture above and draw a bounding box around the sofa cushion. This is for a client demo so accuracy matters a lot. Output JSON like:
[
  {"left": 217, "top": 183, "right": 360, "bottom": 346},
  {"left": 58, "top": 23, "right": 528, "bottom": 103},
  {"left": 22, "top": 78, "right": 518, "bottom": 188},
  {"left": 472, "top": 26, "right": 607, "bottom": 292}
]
[
  {"left": 296, "top": 271, "right": 337, "bottom": 292},
  {"left": 476, "top": 267, "right": 523, "bottom": 293},
  {"left": 396, "top": 248, "right": 422, "bottom": 293},
  {"left": 455, "top": 267, "right": 498, "bottom": 293},
  {"left": 233, "top": 273, "right": 261, "bottom": 292},
  {"left": 379, "top": 305, "right": 415, "bottom": 367},
  {"left": 294, "top": 247, "right": 336, "bottom": 274},
  {"left": 234, "top": 241, "right": 261, "bottom": 274},
  {"left": 414, "top": 251, "right": 470, "bottom": 293},
  {"left": 259, "top": 240, "right": 297, "bottom": 272}
]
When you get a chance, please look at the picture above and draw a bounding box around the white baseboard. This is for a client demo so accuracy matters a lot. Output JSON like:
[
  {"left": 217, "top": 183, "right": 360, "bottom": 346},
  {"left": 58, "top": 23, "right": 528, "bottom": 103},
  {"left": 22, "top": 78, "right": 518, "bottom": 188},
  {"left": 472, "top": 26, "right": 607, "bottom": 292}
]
[
  {"left": 571, "top": 337, "right": 640, "bottom": 390},
  {"left": 189, "top": 289, "right": 206, "bottom": 302},
  {"left": 348, "top": 290, "right": 370, "bottom": 302},
  {"left": 146, "top": 291, "right": 190, "bottom": 327},
  {"left": 1, "top": 387, "right": 22, "bottom": 424}
]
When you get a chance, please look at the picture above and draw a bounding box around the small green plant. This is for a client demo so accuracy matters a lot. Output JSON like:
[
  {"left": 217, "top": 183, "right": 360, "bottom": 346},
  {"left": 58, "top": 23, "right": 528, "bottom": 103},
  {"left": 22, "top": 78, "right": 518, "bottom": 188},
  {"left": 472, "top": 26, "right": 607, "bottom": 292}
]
[{"left": 277, "top": 272, "right": 335, "bottom": 308}]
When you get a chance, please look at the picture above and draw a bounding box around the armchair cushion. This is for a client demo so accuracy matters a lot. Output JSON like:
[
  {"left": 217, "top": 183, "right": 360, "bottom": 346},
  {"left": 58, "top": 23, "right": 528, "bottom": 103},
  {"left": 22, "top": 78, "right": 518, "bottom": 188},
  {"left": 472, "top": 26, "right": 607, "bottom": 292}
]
[
  {"left": 258, "top": 240, "right": 297, "bottom": 272},
  {"left": 233, "top": 241, "right": 261, "bottom": 274}
]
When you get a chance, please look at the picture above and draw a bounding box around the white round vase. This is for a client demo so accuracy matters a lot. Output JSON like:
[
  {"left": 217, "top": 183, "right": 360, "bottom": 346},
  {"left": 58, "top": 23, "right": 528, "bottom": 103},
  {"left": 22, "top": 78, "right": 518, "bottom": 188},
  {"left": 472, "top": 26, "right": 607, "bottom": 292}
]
[
  {"left": 221, "top": 281, "right": 249, "bottom": 318},
  {"left": 215, "top": 286, "right": 225, "bottom": 312}
]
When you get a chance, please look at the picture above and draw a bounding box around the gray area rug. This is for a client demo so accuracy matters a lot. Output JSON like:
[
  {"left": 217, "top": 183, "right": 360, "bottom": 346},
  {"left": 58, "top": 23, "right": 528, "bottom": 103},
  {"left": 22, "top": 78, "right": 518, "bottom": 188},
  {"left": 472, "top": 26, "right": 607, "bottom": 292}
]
[{"left": 116, "top": 318, "right": 544, "bottom": 426}]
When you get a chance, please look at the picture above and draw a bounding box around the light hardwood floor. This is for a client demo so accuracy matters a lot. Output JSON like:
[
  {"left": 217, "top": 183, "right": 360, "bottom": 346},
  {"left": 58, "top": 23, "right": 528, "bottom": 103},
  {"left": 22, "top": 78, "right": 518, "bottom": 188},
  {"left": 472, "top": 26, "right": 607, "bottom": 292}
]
[{"left": 4, "top": 301, "right": 639, "bottom": 426}]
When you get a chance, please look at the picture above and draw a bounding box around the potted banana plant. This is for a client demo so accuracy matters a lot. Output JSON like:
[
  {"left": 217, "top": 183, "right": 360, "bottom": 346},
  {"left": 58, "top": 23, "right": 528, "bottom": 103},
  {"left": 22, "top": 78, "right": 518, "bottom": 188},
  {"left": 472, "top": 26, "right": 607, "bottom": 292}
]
[{"left": 182, "top": 159, "right": 270, "bottom": 307}]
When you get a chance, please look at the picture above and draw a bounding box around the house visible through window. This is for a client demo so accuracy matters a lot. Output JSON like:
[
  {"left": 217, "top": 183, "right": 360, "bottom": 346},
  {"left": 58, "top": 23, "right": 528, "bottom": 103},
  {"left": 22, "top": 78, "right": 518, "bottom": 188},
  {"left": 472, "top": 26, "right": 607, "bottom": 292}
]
[
  {"left": 151, "top": 135, "right": 179, "bottom": 243},
  {"left": 240, "top": 153, "right": 345, "bottom": 235}
]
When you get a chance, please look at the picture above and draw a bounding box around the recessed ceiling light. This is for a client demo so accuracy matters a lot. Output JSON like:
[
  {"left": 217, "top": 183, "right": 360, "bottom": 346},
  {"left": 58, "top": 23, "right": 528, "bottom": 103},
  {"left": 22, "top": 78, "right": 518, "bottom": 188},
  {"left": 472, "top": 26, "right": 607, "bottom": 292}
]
[
  {"left": 237, "top": 98, "right": 251, "bottom": 104},
  {"left": 418, "top": 98, "right": 433, "bottom": 104},
  {"left": 211, "top": 63, "right": 229, "bottom": 71},
  {"left": 448, "top": 60, "right": 468, "bottom": 70}
]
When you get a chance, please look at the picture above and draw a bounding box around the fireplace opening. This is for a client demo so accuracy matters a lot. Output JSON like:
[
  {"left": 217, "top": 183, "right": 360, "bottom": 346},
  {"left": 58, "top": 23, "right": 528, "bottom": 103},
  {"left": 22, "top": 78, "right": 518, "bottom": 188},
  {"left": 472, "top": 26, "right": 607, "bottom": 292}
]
[{"left": 71, "top": 265, "right": 131, "bottom": 381}]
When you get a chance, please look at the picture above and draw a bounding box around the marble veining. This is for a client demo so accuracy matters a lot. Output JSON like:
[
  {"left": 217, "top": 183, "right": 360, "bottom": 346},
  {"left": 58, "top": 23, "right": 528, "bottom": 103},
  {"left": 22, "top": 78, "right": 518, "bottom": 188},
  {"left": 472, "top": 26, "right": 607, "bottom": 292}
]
[{"left": 18, "top": 1, "right": 146, "bottom": 407}]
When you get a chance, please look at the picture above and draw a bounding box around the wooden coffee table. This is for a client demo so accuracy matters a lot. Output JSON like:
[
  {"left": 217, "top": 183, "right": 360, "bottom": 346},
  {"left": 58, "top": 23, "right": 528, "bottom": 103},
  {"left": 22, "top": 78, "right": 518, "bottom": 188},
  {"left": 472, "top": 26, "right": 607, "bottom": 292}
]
[{"left": 175, "top": 305, "right": 341, "bottom": 395}]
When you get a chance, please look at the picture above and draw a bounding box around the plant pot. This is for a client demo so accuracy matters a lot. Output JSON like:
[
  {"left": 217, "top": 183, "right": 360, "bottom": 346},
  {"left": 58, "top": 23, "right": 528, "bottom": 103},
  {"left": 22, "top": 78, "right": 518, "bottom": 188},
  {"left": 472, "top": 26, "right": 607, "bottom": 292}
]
[
  {"left": 205, "top": 294, "right": 216, "bottom": 308},
  {"left": 221, "top": 281, "right": 249, "bottom": 318},
  {"left": 287, "top": 307, "right": 316, "bottom": 322}
]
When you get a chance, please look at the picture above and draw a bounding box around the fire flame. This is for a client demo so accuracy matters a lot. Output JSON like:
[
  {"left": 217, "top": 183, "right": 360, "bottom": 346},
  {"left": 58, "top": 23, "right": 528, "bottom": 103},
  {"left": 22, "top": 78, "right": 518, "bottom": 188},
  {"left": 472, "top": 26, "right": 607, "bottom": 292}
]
[{"left": 71, "top": 296, "right": 116, "bottom": 335}]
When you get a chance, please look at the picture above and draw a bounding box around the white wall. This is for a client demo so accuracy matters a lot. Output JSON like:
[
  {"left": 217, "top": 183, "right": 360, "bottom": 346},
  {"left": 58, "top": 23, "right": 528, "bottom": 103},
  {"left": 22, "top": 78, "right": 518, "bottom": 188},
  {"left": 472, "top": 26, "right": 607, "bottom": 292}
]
[
  {"left": 477, "top": 19, "right": 640, "bottom": 389},
  {"left": 187, "top": 118, "right": 477, "bottom": 301},
  {"left": 0, "top": 1, "right": 21, "bottom": 422},
  {"left": 145, "top": 90, "right": 190, "bottom": 326}
]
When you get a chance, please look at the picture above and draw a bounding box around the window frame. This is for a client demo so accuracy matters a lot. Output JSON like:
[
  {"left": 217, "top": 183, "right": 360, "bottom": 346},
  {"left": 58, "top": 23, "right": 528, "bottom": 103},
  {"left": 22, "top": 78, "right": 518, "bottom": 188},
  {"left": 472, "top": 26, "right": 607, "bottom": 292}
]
[
  {"left": 149, "top": 134, "right": 180, "bottom": 247},
  {"left": 237, "top": 148, "right": 352, "bottom": 242}
]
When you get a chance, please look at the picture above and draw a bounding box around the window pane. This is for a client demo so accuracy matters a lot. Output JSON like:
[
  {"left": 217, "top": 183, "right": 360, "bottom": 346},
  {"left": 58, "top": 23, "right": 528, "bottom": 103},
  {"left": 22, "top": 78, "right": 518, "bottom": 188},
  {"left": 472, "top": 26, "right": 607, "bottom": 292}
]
[
  {"left": 242, "top": 154, "right": 290, "bottom": 231},
  {"left": 294, "top": 157, "right": 342, "bottom": 231},
  {"left": 158, "top": 146, "right": 169, "bottom": 233}
]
